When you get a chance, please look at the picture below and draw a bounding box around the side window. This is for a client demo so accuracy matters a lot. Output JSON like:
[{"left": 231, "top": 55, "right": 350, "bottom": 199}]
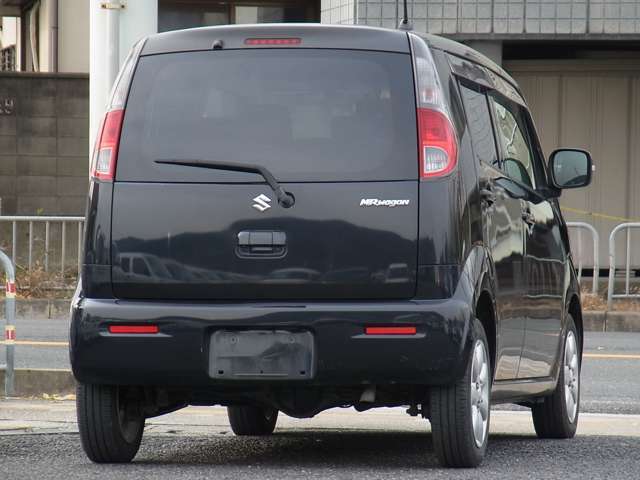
[
  {"left": 488, "top": 95, "right": 537, "bottom": 190},
  {"left": 120, "top": 257, "right": 130, "bottom": 273},
  {"left": 459, "top": 83, "right": 499, "bottom": 169}
]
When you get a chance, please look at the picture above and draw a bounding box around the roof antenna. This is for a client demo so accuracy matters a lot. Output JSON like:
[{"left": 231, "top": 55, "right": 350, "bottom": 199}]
[{"left": 398, "top": 0, "right": 413, "bottom": 31}]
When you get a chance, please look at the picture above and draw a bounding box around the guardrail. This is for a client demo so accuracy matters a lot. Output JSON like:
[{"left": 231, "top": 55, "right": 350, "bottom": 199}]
[
  {"left": 0, "top": 216, "right": 85, "bottom": 276},
  {"left": 567, "top": 222, "right": 599, "bottom": 295},
  {"left": 0, "top": 249, "right": 16, "bottom": 397},
  {"left": 607, "top": 223, "right": 640, "bottom": 310}
]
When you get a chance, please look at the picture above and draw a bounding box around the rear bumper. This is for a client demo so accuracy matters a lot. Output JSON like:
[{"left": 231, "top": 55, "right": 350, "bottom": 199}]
[{"left": 70, "top": 297, "right": 474, "bottom": 387}]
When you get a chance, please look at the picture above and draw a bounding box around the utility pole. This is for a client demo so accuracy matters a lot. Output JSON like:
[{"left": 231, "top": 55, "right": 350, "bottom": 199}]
[{"left": 89, "top": 0, "right": 157, "bottom": 165}]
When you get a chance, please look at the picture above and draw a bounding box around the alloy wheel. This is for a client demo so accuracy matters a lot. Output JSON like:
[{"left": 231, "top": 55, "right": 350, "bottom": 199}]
[
  {"left": 564, "top": 331, "right": 579, "bottom": 423},
  {"left": 470, "top": 340, "right": 490, "bottom": 447}
]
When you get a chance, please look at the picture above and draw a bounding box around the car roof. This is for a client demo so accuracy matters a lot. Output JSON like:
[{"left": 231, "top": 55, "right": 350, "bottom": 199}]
[
  {"left": 140, "top": 24, "right": 412, "bottom": 56},
  {"left": 139, "top": 23, "right": 518, "bottom": 91}
]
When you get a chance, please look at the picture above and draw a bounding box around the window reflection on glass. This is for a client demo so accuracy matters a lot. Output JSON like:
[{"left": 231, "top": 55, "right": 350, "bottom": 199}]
[{"left": 490, "top": 97, "right": 536, "bottom": 189}]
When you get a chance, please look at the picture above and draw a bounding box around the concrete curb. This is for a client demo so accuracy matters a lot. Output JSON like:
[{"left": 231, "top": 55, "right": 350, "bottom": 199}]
[
  {"left": 14, "top": 299, "right": 71, "bottom": 320},
  {"left": 0, "top": 368, "right": 75, "bottom": 397},
  {"left": 583, "top": 311, "right": 640, "bottom": 332}
]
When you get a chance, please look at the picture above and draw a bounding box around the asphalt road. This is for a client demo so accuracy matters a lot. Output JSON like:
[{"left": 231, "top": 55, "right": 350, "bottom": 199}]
[
  {"left": 2, "top": 404, "right": 640, "bottom": 480},
  {"left": 2, "top": 319, "right": 640, "bottom": 414}
]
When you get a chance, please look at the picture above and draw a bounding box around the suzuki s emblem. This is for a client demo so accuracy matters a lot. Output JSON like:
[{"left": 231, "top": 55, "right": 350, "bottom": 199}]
[{"left": 252, "top": 194, "right": 272, "bottom": 212}]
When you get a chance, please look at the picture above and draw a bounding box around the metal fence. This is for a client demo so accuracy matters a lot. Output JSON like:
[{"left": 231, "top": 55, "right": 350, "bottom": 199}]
[
  {"left": 0, "top": 249, "right": 16, "bottom": 397},
  {"left": 0, "top": 216, "right": 85, "bottom": 276},
  {"left": 567, "top": 222, "right": 600, "bottom": 295},
  {"left": 607, "top": 223, "right": 640, "bottom": 310}
]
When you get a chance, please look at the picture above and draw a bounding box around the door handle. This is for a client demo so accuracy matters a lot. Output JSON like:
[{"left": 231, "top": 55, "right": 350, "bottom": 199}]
[{"left": 480, "top": 187, "right": 496, "bottom": 205}]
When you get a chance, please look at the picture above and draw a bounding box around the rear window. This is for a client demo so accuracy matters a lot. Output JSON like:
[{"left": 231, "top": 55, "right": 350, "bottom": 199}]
[{"left": 117, "top": 49, "right": 417, "bottom": 182}]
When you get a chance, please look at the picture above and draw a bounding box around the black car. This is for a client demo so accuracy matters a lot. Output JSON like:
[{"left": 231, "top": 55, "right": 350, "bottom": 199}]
[{"left": 71, "top": 24, "right": 593, "bottom": 468}]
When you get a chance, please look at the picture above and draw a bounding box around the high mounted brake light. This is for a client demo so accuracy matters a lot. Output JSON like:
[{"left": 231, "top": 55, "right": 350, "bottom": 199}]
[
  {"left": 244, "top": 38, "right": 302, "bottom": 46},
  {"left": 410, "top": 34, "right": 458, "bottom": 179}
]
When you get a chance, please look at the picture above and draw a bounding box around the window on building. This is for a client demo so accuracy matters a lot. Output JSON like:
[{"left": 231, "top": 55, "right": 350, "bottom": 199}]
[
  {"left": 1, "top": 46, "right": 16, "bottom": 72},
  {"left": 235, "top": 5, "right": 307, "bottom": 23},
  {"left": 158, "top": 0, "right": 318, "bottom": 33}
]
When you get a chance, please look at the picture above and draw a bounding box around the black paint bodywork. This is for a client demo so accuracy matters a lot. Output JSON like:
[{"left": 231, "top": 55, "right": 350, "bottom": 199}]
[{"left": 71, "top": 24, "right": 584, "bottom": 416}]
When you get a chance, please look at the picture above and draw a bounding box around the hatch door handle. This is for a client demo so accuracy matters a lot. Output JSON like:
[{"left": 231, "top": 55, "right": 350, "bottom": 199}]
[{"left": 237, "top": 230, "right": 287, "bottom": 258}]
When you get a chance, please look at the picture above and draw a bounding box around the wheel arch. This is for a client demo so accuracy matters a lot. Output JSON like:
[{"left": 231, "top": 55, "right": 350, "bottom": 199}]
[
  {"left": 456, "top": 245, "right": 498, "bottom": 378},
  {"left": 567, "top": 293, "right": 583, "bottom": 356}
]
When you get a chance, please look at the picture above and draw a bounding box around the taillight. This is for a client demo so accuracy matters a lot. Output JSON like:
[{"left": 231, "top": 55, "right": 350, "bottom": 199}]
[
  {"left": 91, "top": 109, "right": 124, "bottom": 181},
  {"left": 418, "top": 108, "right": 458, "bottom": 178},
  {"left": 410, "top": 33, "right": 458, "bottom": 180}
]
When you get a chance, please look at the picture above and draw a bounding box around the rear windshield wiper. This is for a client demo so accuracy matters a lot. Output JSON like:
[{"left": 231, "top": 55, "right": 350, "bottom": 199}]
[{"left": 155, "top": 159, "right": 295, "bottom": 208}]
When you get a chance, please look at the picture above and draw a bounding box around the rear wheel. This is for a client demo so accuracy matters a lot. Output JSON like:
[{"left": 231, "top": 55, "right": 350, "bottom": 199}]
[
  {"left": 76, "top": 383, "right": 145, "bottom": 463},
  {"left": 227, "top": 405, "right": 278, "bottom": 436},
  {"left": 430, "top": 318, "right": 491, "bottom": 468},
  {"left": 531, "top": 314, "right": 580, "bottom": 439}
]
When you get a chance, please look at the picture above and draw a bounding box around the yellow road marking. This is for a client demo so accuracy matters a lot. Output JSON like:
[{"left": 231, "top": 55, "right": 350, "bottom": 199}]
[{"left": 584, "top": 353, "right": 640, "bottom": 360}]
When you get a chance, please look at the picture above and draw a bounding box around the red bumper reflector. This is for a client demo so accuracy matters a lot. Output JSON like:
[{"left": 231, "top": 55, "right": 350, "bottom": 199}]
[
  {"left": 244, "top": 37, "right": 302, "bottom": 46},
  {"left": 108, "top": 325, "right": 159, "bottom": 334},
  {"left": 365, "top": 326, "right": 417, "bottom": 335}
]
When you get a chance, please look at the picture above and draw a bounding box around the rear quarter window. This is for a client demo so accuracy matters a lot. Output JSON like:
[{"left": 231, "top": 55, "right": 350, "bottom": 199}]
[{"left": 117, "top": 49, "right": 418, "bottom": 183}]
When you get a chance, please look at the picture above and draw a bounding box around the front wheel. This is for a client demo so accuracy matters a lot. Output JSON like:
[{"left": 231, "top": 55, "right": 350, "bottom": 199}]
[
  {"left": 76, "top": 383, "right": 145, "bottom": 463},
  {"left": 531, "top": 314, "right": 580, "bottom": 439},
  {"left": 430, "top": 318, "right": 491, "bottom": 468},
  {"left": 227, "top": 405, "right": 278, "bottom": 435}
]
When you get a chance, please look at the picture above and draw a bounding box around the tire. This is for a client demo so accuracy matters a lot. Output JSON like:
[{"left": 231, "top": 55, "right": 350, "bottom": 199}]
[
  {"left": 430, "top": 318, "right": 491, "bottom": 468},
  {"left": 227, "top": 405, "right": 279, "bottom": 436},
  {"left": 531, "top": 314, "right": 580, "bottom": 439},
  {"left": 76, "top": 383, "right": 145, "bottom": 463}
]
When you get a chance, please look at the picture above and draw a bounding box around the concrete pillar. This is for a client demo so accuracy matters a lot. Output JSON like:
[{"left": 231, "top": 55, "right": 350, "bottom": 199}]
[
  {"left": 466, "top": 40, "right": 503, "bottom": 67},
  {"left": 89, "top": 0, "right": 157, "bottom": 165}
]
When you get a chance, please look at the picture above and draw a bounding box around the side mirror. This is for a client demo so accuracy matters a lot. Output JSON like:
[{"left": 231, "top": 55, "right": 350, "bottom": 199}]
[{"left": 549, "top": 149, "right": 593, "bottom": 189}]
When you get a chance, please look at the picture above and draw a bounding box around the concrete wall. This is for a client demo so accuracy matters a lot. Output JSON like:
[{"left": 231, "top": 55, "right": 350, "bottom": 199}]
[
  {"left": 0, "top": 73, "right": 88, "bottom": 216},
  {"left": 323, "top": 0, "right": 640, "bottom": 37}
]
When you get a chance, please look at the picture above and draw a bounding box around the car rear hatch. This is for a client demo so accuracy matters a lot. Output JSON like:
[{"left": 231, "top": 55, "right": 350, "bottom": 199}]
[{"left": 110, "top": 31, "right": 419, "bottom": 300}]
